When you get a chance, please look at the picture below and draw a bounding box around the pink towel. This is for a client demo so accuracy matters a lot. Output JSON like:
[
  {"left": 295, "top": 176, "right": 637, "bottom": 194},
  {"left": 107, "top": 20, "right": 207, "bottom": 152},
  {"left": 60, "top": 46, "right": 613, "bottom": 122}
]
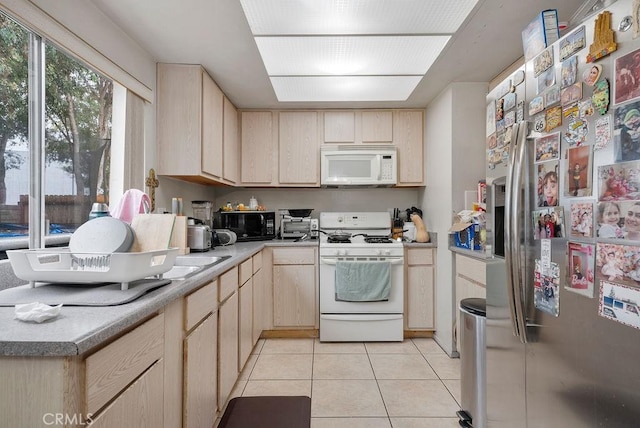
[{"left": 110, "top": 189, "right": 151, "bottom": 224}]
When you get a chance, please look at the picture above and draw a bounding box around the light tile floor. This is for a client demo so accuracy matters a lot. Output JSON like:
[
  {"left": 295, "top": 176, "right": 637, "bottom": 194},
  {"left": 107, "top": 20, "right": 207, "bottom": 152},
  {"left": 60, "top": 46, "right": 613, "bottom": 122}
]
[{"left": 220, "top": 337, "right": 461, "bottom": 427}]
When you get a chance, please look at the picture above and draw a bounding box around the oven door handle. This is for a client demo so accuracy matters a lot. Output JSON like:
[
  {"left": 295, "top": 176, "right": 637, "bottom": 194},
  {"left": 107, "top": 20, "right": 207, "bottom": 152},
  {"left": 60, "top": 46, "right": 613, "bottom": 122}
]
[
  {"left": 321, "top": 314, "right": 404, "bottom": 321},
  {"left": 319, "top": 258, "right": 404, "bottom": 265}
]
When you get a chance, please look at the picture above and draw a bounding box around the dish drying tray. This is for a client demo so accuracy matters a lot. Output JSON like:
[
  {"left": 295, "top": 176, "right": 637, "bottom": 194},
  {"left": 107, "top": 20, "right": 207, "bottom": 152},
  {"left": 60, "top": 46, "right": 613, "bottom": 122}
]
[{"left": 7, "top": 247, "right": 179, "bottom": 290}]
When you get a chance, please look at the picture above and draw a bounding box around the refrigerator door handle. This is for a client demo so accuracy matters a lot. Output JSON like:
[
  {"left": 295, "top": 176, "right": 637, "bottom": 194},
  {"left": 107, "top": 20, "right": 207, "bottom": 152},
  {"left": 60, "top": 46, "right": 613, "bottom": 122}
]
[{"left": 505, "top": 121, "right": 530, "bottom": 343}]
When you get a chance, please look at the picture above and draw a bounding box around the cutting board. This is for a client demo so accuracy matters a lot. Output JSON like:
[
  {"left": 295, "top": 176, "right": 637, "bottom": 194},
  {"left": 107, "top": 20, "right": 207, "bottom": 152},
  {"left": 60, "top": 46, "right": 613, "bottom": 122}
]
[{"left": 130, "top": 214, "right": 176, "bottom": 252}]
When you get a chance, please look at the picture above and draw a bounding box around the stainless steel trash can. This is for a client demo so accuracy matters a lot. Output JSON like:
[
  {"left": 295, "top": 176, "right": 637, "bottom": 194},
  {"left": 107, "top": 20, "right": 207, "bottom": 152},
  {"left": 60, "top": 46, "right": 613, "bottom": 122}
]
[{"left": 457, "top": 298, "right": 486, "bottom": 428}]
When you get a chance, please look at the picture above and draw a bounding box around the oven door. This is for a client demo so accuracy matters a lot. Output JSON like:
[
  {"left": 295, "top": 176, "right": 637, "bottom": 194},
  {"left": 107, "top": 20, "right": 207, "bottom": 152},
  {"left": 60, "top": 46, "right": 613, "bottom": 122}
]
[{"left": 319, "top": 255, "right": 404, "bottom": 313}]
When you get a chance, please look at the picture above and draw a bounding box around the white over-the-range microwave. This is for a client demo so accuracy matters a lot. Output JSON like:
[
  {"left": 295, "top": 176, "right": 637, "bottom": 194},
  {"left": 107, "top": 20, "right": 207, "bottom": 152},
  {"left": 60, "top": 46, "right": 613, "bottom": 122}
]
[{"left": 320, "top": 146, "right": 397, "bottom": 187}]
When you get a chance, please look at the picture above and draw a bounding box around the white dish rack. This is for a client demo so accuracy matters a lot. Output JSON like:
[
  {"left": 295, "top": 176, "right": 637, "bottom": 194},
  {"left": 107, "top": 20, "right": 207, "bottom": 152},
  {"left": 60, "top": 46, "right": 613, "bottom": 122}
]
[{"left": 7, "top": 247, "right": 179, "bottom": 290}]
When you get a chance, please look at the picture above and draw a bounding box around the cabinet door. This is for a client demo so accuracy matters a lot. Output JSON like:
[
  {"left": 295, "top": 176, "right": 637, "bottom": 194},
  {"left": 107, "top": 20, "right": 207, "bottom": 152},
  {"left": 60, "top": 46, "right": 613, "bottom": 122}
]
[
  {"left": 394, "top": 110, "right": 424, "bottom": 185},
  {"left": 239, "top": 278, "right": 253, "bottom": 371},
  {"left": 273, "top": 265, "right": 316, "bottom": 327},
  {"left": 324, "top": 111, "right": 355, "bottom": 143},
  {"left": 89, "top": 360, "right": 164, "bottom": 428},
  {"left": 252, "top": 266, "right": 263, "bottom": 344},
  {"left": 218, "top": 292, "right": 239, "bottom": 410},
  {"left": 223, "top": 97, "right": 239, "bottom": 183},
  {"left": 241, "top": 111, "right": 275, "bottom": 184},
  {"left": 157, "top": 64, "right": 202, "bottom": 176},
  {"left": 202, "top": 71, "right": 224, "bottom": 178},
  {"left": 184, "top": 313, "right": 217, "bottom": 428},
  {"left": 407, "top": 265, "right": 435, "bottom": 329},
  {"left": 279, "top": 111, "right": 320, "bottom": 185},
  {"left": 362, "top": 111, "right": 393, "bottom": 143}
]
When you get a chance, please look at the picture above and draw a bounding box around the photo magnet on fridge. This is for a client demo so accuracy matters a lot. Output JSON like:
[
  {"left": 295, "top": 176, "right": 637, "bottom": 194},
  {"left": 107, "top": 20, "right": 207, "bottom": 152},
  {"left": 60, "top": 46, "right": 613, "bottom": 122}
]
[
  {"left": 599, "top": 280, "right": 640, "bottom": 330},
  {"left": 567, "top": 241, "right": 595, "bottom": 298},
  {"left": 614, "top": 103, "right": 640, "bottom": 161},
  {"left": 598, "top": 161, "right": 640, "bottom": 201},
  {"left": 597, "top": 200, "right": 640, "bottom": 240},
  {"left": 532, "top": 207, "right": 565, "bottom": 239},
  {"left": 537, "top": 161, "right": 559, "bottom": 207},
  {"left": 534, "top": 259, "right": 560, "bottom": 317},
  {"left": 614, "top": 47, "right": 640, "bottom": 105},
  {"left": 570, "top": 202, "right": 594, "bottom": 238},
  {"left": 565, "top": 146, "right": 593, "bottom": 197}
]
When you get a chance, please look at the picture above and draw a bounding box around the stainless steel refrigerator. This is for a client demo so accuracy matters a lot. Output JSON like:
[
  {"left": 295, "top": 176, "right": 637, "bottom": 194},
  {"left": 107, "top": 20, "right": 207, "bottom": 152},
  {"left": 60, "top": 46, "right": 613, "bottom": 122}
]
[{"left": 486, "top": 0, "right": 640, "bottom": 426}]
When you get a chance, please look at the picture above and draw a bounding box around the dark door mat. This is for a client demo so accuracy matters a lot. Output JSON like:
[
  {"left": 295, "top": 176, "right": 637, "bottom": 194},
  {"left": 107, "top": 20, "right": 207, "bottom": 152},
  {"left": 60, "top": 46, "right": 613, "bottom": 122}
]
[
  {"left": 218, "top": 396, "right": 311, "bottom": 428},
  {"left": 0, "top": 278, "right": 171, "bottom": 306}
]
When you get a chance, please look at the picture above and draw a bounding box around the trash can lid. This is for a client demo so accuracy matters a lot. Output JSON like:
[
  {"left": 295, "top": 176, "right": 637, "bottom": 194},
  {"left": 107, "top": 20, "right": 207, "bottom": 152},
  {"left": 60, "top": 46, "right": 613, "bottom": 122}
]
[{"left": 460, "top": 298, "right": 486, "bottom": 317}]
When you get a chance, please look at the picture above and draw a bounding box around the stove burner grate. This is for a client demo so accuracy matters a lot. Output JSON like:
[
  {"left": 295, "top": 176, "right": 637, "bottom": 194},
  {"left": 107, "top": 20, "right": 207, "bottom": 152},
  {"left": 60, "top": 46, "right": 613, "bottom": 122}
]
[
  {"left": 364, "top": 236, "right": 393, "bottom": 244},
  {"left": 327, "top": 237, "right": 351, "bottom": 244}
]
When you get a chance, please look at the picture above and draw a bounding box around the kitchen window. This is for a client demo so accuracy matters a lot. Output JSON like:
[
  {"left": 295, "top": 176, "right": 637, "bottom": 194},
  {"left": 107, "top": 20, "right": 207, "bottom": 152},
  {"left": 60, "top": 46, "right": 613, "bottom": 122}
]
[{"left": 0, "top": 11, "right": 115, "bottom": 255}]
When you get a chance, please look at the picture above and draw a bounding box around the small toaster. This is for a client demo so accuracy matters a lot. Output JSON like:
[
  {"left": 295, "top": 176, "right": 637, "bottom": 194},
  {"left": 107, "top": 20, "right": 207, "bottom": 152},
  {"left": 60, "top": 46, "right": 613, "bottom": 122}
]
[{"left": 187, "top": 225, "right": 212, "bottom": 251}]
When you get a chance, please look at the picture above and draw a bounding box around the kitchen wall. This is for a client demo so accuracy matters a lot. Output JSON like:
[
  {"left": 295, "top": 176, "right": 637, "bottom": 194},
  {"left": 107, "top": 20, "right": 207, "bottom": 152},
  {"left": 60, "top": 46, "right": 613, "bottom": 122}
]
[
  {"left": 213, "top": 187, "right": 420, "bottom": 218},
  {"left": 420, "top": 82, "right": 487, "bottom": 356}
]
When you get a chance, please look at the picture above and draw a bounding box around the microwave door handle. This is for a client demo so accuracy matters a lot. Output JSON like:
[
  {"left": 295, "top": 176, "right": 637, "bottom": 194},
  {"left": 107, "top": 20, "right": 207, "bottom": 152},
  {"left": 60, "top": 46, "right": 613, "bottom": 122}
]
[{"left": 374, "top": 155, "right": 382, "bottom": 180}]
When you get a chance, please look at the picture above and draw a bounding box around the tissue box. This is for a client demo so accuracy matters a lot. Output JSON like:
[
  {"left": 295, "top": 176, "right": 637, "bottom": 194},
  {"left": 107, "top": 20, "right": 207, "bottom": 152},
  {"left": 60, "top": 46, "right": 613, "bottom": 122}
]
[
  {"left": 450, "top": 210, "right": 485, "bottom": 250},
  {"left": 450, "top": 223, "right": 483, "bottom": 250}
]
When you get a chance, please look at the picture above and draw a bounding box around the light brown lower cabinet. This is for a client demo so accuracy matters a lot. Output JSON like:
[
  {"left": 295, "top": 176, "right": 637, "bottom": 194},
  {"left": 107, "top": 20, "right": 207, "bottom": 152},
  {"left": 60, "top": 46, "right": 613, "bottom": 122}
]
[
  {"left": 184, "top": 313, "right": 217, "bottom": 428},
  {"left": 89, "top": 360, "right": 164, "bottom": 428},
  {"left": 405, "top": 248, "right": 436, "bottom": 330},
  {"left": 272, "top": 247, "right": 318, "bottom": 328},
  {"left": 238, "top": 276, "right": 253, "bottom": 370},
  {"left": 218, "top": 290, "right": 239, "bottom": 410}
]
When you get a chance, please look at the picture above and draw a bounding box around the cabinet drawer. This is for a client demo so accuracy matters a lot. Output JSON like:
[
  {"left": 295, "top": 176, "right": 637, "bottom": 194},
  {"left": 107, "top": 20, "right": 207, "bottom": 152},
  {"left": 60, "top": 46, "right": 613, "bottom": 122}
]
[
  {"left": 407, "top": 248, "right": 433, "bottom": 265},
  {"left": 89, "top": 360, "right": 164, "bottom": 428},
  {"left": 239, "top": 258, "right": 252, "bottom": 286},
  {"left": 85, "top": 313, "right": 164, "bottom": 415},
  {"left": 219, "top": 266, "right": 239, "bottom": 302},
  {"left": 456, "top": 254, "right": 486, "bottom": 285},
  {"left": 273, "top": 247, "right": 316, "bottom": 265},
  {"left": 185, "top": 280, "right": 218, "bottom": 331},
  {"left": 253, "top": 251, "right": 262, "bottom": 273}
]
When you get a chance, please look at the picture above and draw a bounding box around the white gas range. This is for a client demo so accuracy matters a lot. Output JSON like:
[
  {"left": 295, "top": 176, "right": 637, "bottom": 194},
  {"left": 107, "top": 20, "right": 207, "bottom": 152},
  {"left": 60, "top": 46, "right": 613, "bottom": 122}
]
[{"left": 318, "top": 212, "right": 404, "bottom": 342}]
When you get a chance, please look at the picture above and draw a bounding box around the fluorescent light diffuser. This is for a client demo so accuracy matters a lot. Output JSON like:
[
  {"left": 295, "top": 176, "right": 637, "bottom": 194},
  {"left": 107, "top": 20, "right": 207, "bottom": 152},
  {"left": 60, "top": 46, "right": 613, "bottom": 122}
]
[
  {"left": 255, "top": 36, "right": 450, "bottom": 76},
  {"left": 240, "top": 0, "right": 479, "bottom": 35},
  {"left": 270, "top": 76, "right": 423, "bottom": 102},
  {"left": 238, "top": 0, "right": 480, "bottom": 102}
]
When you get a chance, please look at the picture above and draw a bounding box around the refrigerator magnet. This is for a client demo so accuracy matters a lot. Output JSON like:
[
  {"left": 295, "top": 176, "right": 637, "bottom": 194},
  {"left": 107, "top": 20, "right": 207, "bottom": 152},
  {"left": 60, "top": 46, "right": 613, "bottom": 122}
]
[
  {"left": 561, "top": 55, "right": 578, "bottom": 88},
  {"left": 561, "top": 83, "right": 583, "bottom": 106},
  {"left": 535, "top": 133, "right": 560, "bottom": 163},
  {"left": 613, "top": 47, "right": 640, "bottom": 104},
  {"left": 594, "top": 115, "right": 612, "bottom": 150},
  {"left": 559, "top": 25, "right": 586, "bottom": 62},
  {"left": 533, "top": 113, "right": 547, "bottom": 133},
  {"left": 567, "top": 241, "right": 595, "bottom": 298},
  {"left": 583, "top": 63, "right": 603, "bottom": 87},
  {"left": 565, "top": 146, "right": 592, "bottom": 197},
  {"left": 569, "top": 203, "right": 594, "bottom": 238},
  {"left": 545, "top": 85, "right": 561, "bottom": 107},
  {"left": 613, "top": 104, "right": 640, "bottom": 162},
  {"left": 534, "top": 259, "right": 560, "bottom": 317},
  {"left": 529, "top": 96, "right": 545, "bottom": 116},
  {"left": 592, "top": 78, "right": 610, "bottom": 114},
  {"left": 546, "top": 106, "right": 563, "bottom": 132},
  {"left": 599, "top": 280, "right": 640, "bottom": 330},
  {"left": 534, "top": 47, "right": 554, "bottom": 77}
]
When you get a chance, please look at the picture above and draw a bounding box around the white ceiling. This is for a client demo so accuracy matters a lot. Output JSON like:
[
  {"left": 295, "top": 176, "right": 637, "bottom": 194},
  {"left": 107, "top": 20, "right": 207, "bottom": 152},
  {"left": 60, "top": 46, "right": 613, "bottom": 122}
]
[{"left": 89, "top": 0, "right": 587, "bottom": 109}]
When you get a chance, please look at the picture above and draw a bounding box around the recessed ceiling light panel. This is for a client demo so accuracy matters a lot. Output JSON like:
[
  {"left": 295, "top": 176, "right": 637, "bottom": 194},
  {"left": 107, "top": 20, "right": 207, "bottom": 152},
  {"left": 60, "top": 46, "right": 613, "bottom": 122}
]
[
  {"left": 255, "top": 36, "right": 451, "bottom": 75},
  {"left": 240, "top": 0, "right": 480, "bottom": 35},
  {"left": 270, "top": 76, "right": 423, "bottom": 102}
]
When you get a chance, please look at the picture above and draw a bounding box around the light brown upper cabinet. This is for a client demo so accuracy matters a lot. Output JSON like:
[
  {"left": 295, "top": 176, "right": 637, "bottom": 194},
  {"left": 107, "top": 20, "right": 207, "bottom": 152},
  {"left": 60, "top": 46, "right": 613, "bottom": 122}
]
[
  {"left": 279, "top": 111, "right": 321, "bottom": 186},
  {"left": 361, "top": 111, "right": 393, "bottom": 143},
  {"left": 394, "top": 110, "right": 425, "bottom": 186},
  {"left": 240, "top": 111, "right": 277, "bottom": 185},
  {"left": 223, "top": 97, "right": 239, "bottom": 184},
  {"left": 157, "top": 63, "right": 238, "bottom": 185},
  {"left": 323, "top": 111, "right": 355, "bottom": 143}
]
